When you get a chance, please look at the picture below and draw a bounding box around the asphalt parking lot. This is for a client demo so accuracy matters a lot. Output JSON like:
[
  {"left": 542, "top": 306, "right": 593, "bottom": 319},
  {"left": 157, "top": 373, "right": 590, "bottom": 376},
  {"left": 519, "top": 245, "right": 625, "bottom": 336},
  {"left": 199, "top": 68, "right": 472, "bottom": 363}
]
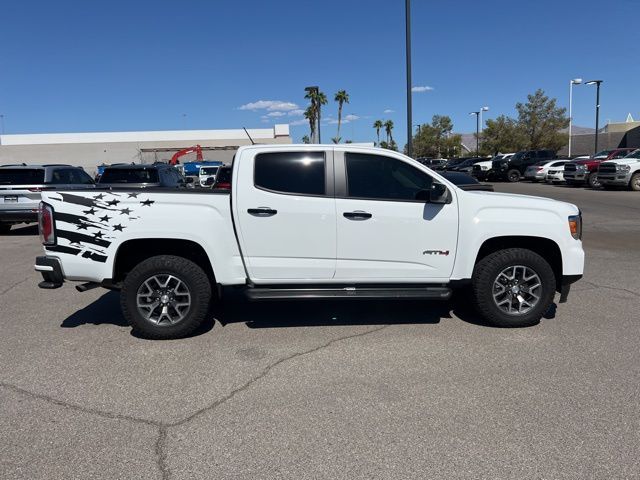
[{"left": 1, "top": 182, "right": 639, "bottom": 480}]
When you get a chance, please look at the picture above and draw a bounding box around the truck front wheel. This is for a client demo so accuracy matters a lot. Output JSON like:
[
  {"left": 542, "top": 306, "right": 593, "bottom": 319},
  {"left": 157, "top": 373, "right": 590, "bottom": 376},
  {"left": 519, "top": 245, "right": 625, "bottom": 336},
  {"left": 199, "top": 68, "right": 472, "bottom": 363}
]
[
  {"left": 471, "top": 248, "right": 555, "bottom": 327},
  {"left": 630, "top": 173, "right": 640, "bottom": 191},
  {"left": 506, "top": 169, "right": 521, "bottom": 182},
  {"left": 587, "top": 172, "right": 600, "bottom": 189},
  {"left": 121, "top": 255, "right": 212, "bottom": 339}
]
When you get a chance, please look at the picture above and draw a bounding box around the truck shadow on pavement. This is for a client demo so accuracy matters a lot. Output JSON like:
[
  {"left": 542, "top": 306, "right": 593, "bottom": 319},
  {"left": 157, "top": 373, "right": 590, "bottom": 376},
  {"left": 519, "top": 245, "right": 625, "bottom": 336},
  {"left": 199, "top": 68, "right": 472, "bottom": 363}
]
[{"left": 60, "top": 290, "right": 555, "bottom": 337}]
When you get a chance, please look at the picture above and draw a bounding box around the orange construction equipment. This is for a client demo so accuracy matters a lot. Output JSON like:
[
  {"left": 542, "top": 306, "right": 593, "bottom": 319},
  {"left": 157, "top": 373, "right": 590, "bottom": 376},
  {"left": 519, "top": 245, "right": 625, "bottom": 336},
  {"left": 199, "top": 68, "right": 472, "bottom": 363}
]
[{"left": 169, "top": 145, "right": 204, "bottom": 165}]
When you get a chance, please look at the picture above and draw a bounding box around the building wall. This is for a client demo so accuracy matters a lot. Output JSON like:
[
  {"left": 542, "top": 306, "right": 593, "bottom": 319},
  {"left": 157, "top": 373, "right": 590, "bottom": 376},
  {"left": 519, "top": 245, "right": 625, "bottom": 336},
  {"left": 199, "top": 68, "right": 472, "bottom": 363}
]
[{"left": 0, "top": 125, "right": 291, "bottom": 174}]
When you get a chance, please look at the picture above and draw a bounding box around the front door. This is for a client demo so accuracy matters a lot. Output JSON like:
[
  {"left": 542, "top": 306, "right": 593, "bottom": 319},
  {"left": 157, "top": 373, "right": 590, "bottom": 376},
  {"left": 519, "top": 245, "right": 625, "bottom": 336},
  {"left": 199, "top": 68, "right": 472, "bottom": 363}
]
[
  {"left": 234, "top": 148, "right": 336, "bottom": 281},
  {"left": 334, "top": 151, "right": 458, "bottom": 281}
]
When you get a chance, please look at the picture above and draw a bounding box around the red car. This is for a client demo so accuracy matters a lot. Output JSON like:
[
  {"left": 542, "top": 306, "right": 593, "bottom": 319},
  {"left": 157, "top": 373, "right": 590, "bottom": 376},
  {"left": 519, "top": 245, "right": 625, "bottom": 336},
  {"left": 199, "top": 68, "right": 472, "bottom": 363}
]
[{"left": 564, "top": 148, "right": 636, "bottom": 188}]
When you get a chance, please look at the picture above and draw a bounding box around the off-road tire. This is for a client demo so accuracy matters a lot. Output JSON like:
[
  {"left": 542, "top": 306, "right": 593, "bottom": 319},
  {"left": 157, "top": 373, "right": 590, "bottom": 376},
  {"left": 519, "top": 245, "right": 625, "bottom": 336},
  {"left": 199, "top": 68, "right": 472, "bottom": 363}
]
[
  {"left": 587, "top": 172, "right": 600, "bottom": 189},
  {"left": 472, "top": 248, "right": 556, "bottom": 328},
  {"left": 507, "top": 169, "right": 521, "bottom": 182},
  {"left": 121, "top": 255, "right": 212, "bottom": 339},
  {"left": 630, "top": 173, "right": 640, "bottom": 192},
  {"left": 0, "top": 223, "right": 11, "bottom": 234}
]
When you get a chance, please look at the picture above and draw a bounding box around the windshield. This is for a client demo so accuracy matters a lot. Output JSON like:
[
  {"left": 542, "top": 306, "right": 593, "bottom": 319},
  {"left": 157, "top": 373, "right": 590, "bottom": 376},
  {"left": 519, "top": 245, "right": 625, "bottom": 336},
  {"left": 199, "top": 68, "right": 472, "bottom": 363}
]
[
  {"left": 623, "top": 149, "right": 640, "bottom": 159},
  {"left": 508, "top": 152, "right": 524, "bottom": 162},
  {"left": 200, "top": 167, "right": 218, "bottom": 175},
  {"left": 0, "top": 168, "right": 45, "bottom": 185},
  {"left": 593, "top": 150, "right": 613, "bottom": 158},
  {"left": 99, "top": 168, "right": 159, "bottom": 183}
]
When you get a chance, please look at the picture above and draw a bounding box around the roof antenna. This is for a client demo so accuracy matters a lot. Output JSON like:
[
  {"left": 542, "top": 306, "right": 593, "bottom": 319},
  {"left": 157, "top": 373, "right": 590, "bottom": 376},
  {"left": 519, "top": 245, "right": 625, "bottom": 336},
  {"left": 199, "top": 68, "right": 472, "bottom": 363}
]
[{"left": 243, "top": 127, "right": 256, "bottom": 145}]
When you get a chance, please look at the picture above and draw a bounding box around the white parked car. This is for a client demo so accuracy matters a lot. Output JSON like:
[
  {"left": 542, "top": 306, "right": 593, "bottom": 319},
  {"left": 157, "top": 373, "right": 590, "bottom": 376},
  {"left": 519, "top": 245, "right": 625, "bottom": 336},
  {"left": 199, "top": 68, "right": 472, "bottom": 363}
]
[
  {"left": 472, "top": 153, "right": 514, "bottom": 180},
  {"left": 525, "top": 160, "right": 568, "bottom": 182},
  {"left": 198, "top": 166, "right": 219, "bottom": 187},
  {"left": 546, "top": 164, "right": 567, "bottom": 184},
  {"left": 35, "top": 144, "right": 584, "bottom": 339}
]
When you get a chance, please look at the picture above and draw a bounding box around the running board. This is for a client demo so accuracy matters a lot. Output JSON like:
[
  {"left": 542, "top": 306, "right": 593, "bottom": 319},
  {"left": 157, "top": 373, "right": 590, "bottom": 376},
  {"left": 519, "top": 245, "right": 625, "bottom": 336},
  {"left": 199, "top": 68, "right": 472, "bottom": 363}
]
[{"left": 245, "top": 286, "right": 452, "bottom": 301}]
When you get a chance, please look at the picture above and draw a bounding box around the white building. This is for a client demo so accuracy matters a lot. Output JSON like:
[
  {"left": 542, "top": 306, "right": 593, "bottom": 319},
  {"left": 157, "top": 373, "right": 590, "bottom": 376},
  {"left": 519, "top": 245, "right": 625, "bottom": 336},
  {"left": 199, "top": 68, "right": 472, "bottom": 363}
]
[{"left": 0, "top": 124, "right": 291, "bottom": 172}]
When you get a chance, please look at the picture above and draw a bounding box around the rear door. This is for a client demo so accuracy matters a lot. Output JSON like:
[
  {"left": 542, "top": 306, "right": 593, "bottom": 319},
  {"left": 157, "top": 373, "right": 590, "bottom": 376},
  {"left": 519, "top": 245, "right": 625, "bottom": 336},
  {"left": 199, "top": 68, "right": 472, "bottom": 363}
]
[
  {"left": 334, "top": 150, "right": 458, "bottom": 281},
  {"left": 234, "top": 148, "right": 336, "bottom": 281}
]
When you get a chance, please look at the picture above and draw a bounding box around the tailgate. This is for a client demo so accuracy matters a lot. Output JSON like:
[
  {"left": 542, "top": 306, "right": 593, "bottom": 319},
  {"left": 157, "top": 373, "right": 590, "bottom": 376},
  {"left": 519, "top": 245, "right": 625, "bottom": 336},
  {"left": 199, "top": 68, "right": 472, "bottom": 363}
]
[{"left": 0, "top": 186, "right": 41, "bottom": 210}]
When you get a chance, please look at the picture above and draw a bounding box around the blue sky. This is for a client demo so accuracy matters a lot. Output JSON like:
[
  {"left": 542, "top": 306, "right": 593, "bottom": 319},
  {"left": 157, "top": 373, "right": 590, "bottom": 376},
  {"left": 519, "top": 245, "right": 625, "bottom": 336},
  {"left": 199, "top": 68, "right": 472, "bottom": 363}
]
[{"left": 0, "top": 0, "right": 638, "bottom": 144}]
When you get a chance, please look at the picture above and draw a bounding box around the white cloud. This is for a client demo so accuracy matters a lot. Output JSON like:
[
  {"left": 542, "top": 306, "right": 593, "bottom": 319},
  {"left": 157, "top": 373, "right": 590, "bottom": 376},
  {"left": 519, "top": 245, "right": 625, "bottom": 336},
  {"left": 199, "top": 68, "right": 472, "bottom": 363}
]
[
  {"left": 238, "top": 100, "right": 299, "bottom": 111},
  {"left": 411, "top": 85, "right": 434, "bottom": 93},
  {"left": 384, "top": 109, "right": 394, "bottom": 113},
  {"left": 289, "top": 118, "right": 308, "bottom": 126},
  {"left": 288, "top": 109, "right": 305, "bottom": 116},
  {"left": 345, "top": 114, "right": 360, "bottom": 121},
  {"left": 266, "top": 111, "right": 286, "bottom": 117}
]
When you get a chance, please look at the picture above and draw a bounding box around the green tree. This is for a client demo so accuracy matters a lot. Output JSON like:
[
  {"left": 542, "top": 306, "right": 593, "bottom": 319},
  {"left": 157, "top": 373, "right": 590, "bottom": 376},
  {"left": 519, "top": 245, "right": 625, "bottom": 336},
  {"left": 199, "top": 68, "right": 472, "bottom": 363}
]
[
  {"left": 373, "top": 120, "right": 383, "bottom": 145},
  {"left": 480, "top": 115, "right": 527, "bottom": 155},
  {"left": 304, "top": 89, "right": 328, "bottom": 142},
  {"left": 384, "top": 120, "right": 394, "bottom": 145},
  {"left": 301, "top": 135, "right": 310, "bottom": 144},
  {"left": 334, "top": 90, "right": 350, "bottom": 143},
  {"left": 412, "top": 115, "right": 461, "bottom": 158},
  {"left": 515, "top": 89, "right": 569, "bottom": 151}
]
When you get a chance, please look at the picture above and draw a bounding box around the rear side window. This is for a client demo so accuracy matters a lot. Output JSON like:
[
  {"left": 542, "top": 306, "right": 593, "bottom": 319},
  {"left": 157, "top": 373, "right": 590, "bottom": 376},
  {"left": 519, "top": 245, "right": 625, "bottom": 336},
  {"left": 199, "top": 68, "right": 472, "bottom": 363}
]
[
  {"left": 254, "top": 151, "right": 325, "bottom": 195},
  {"left": 346, "top": 152, "right": 433, "bottom": 201},
  {"left": 48, "top": 168, "right": 94, "bottom": 185},
  {"left": 99, "top": 168, "right": 159, "bottom": 184},
  {"left": 0, "top": 168, "right": 45, "bottom": 185}
]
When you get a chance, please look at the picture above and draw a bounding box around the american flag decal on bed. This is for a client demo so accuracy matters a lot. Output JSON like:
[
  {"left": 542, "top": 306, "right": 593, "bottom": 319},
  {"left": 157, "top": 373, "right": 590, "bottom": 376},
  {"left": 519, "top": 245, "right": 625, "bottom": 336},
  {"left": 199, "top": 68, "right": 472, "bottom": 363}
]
[{"left": 46, "top": 191, "right": 155, "bottom": 263}]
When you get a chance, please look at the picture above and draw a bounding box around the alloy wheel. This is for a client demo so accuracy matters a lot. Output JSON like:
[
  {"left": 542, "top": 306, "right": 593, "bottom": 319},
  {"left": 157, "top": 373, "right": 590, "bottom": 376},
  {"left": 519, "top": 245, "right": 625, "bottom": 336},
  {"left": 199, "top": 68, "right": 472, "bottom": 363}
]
[
  {"left": 136, "top": 274, "right": 191, "bottom": 325},
  {"left": 492, "top": 265, "right": 542, "bottom": 315}
]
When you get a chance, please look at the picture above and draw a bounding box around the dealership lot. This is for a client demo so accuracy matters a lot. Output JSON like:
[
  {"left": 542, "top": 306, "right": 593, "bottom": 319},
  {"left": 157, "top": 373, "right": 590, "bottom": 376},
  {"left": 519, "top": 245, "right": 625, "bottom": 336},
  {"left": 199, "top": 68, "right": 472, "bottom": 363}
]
[{"left": 1, "top": 183, "right": 639, "bottom": 479}]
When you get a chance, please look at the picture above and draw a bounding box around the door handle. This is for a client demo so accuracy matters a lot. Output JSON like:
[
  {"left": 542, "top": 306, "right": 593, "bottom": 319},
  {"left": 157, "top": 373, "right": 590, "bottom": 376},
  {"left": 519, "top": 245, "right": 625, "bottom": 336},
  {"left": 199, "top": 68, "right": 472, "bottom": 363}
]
[
  {"left": 343, "top": 211, "right": 372, "bottom": 220},
  {"left": 248, "top": 207, "right": 278, "bottom": 217}
]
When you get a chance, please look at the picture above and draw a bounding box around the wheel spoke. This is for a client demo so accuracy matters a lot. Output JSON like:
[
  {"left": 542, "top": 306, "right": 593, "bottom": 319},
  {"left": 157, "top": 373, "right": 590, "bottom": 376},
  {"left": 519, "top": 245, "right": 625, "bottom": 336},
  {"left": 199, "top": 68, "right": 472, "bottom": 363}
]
[
  {"left": 492, "top": 265, "right": 542, "bottom": 316},
  {"left": 136, "top": 274, "right": 191, "bottom": 325}
]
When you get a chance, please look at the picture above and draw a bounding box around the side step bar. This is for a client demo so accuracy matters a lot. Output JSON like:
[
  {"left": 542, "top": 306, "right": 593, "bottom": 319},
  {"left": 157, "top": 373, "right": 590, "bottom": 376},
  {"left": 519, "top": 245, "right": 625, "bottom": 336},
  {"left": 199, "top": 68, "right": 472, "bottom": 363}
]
[{"left": 245, "top": 286, "right": 452, "bottom": 301}]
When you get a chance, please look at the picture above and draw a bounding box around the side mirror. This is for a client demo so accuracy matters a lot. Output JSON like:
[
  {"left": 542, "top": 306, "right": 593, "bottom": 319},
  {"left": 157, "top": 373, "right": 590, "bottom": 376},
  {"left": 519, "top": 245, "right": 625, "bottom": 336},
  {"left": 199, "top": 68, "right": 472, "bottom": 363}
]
[{"left": 429, "top": 183, "right": 449, "bottom": 204}]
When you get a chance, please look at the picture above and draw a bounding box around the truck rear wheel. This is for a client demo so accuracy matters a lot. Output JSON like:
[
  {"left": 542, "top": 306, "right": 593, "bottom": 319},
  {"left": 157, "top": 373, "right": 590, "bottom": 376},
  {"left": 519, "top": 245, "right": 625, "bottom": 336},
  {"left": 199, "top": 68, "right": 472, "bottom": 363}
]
[
  {"left": 507, "top": 169, "right": 521, "bottom": 182},
  {"left": 471, "top": 248, "right": 555, "bottom": 327},
  {"left": 121, "top": 255, "right": 212, "bottom": 339}
]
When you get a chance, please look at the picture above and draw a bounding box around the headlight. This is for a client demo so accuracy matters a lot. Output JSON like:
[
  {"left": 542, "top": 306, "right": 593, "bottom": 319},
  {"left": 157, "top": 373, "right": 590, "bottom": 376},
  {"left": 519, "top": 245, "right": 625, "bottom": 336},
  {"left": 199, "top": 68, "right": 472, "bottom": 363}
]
[
  {"left": 576, "top": 164, "right": 587, "bottom": 171},
  {"left": 616, "top": 164, "right": 631, "bottom": 172},
  {"left": 568, "top": 214, "right": 582, "bottom": 240}
]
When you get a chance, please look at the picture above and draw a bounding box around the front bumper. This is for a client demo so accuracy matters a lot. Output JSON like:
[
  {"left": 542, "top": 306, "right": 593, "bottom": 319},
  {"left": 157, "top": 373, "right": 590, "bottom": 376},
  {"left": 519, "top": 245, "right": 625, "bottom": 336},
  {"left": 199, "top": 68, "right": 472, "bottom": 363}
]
[
  {"left": 564, "top": 173, "right": 587, "bottom": 183},
  {"left": 0, "top": 209, "right": 38, "bottom": 223},
  {"left": 598, "top": 173, "right": 630, "bottom": 186},
  {"left": 35, "top": 256, "right": 64, "bottom": 289}
]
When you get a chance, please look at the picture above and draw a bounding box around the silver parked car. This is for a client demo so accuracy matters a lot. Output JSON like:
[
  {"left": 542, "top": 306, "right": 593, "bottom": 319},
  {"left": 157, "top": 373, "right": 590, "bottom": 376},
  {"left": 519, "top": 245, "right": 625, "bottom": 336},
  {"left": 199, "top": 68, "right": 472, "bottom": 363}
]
[{"left": 0, "top": 164, "right": 94, "bottom": 233}]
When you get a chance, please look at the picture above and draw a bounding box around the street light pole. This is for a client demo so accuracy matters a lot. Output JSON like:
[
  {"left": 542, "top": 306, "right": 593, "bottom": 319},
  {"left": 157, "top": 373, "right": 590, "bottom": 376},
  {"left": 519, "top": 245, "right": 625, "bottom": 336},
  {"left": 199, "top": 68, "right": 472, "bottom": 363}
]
[
  {"left": 479, "top": 106, "right": 489, "bottom": 149},
  {"left": 470, "top": 111, "right": 480, "bottom": 155},
  {"left": 405, "top": 0, "right": 413, "bottom": 157},
  {"left": 585, "top": 80, "right": 603, "bottom": 155},
  {"left": 568, "top": 78, "right": 582, "bottom": 157}
]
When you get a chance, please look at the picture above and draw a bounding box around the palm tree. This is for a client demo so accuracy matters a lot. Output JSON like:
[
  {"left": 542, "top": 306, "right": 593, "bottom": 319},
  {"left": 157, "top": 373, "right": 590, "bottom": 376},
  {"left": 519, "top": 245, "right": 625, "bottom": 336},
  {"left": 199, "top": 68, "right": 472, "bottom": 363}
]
[
  {"left": 384, "top": 120, "right": 394, "bottom": 144},
  {"left": 304, "top": 89, "right": 328, "bottom": 142},
  {"left": 373, "top": 120, "right": 383, "bottom": 145},
  {"left": 334, "top": 90, "right": 350, "bottom": 142},
  {"left": 301, "top": 135, "right": 310, "bottom": 144},
  {"left": 304, "top": 106, "right": 316, "bottom": 140}
]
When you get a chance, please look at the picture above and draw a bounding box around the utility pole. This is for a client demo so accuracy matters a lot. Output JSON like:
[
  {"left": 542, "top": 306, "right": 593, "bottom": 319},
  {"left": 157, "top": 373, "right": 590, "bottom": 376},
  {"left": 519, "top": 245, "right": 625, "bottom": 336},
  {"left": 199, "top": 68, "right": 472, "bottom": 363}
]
[{"left": 585, "top": 80, "right": 603, "bottom": 154}]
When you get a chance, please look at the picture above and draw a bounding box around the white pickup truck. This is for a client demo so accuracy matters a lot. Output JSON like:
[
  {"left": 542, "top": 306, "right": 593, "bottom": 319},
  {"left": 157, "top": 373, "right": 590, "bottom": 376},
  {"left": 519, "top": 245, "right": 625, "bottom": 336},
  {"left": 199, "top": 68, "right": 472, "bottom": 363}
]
[{"left": 35, "top": 145, "right": 584, "bottom": 339}]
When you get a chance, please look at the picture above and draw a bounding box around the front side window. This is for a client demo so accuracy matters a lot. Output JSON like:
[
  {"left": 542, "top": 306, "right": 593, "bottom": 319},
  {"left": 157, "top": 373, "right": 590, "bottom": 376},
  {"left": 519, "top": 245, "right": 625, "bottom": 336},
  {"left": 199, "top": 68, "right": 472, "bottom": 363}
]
[
  {"left": 254, "top": 151, "right": 325, "bottom": 195},
  {"left": 345, "top": 153, "right": 433, "bottom": 201}
]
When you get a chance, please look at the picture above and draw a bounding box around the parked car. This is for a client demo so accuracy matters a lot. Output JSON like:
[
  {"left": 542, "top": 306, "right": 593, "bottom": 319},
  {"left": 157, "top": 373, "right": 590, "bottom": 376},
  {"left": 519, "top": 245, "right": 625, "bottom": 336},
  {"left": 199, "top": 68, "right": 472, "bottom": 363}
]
[
  {"left": 97, "top": 163, "right": 193, "bottom": 189},
  {"left": 563, "top": 148, "right": 635, "bottom": 188},
  {"left": 472, "top": 153, "right": 514, "bottom": 181},
  {"left": 444, "top": 157, "right": 473, "bottom": 171},
  {"left": 597, "top": 149, "right": 640, "bottom": 191},
  {"left": 450, "top": 157, "right": 489, "bottom": 174},
  {"left": 198, "top": 166, "right": 219, "bottom": 187},
  {"left": 524, "top": 160, "right": 569, "bottom": 182},
  {"left": 417, "top": 158, "right": 448, "bottom": 170},
  {"left": 545, "top": 163, "right": 568, "bottom": 184},
  {"left": 182, "top": 160, "right": 224, "bottom": 177},
  {"left": 492, "top": 149, "right": 557, "bottom": 182},
  {"left": 95, "top": 163, "right": 126, "bottom": 181},
  {"left": 35, "top": 144, "right": 583, "bottom": 339},
  {"left": 0, "top": 164, "right": 94, "bottom": 233}
]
